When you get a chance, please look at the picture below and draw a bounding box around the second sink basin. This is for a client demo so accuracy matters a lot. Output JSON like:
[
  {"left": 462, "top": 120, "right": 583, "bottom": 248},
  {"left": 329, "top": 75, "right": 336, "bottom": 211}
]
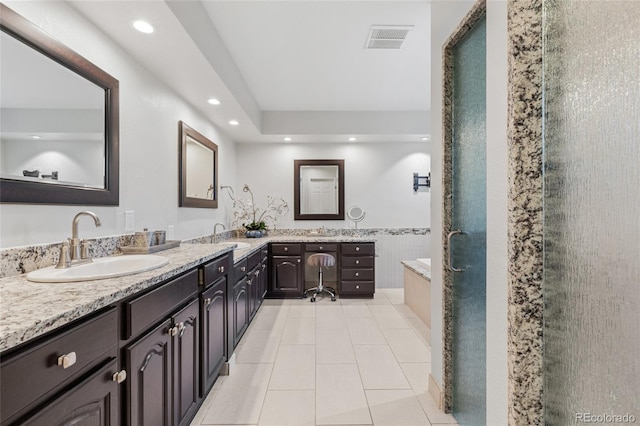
[
  {"left": 220, "top": 242, "right": 251, "bottom": 250},
  {"left": 27, "top": 254, "right": 169, "bottom": 283}
]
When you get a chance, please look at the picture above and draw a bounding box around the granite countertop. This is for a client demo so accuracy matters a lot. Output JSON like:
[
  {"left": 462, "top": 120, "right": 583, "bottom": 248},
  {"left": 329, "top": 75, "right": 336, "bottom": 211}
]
[
  {"left": 0, "top": 235, "right": 375, "bottom": 353},
  {"left": 401, "top": 260, "right": 432, "bottom": 280}
]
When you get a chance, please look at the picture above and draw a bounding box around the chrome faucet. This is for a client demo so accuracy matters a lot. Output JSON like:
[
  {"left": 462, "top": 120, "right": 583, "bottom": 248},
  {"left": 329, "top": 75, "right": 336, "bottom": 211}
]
[
  {"left": 70, "top": 211, "right": 101, "bottom": 261},
  {"left": 213, "top": 223, "right": 226, "bottom": 243}
]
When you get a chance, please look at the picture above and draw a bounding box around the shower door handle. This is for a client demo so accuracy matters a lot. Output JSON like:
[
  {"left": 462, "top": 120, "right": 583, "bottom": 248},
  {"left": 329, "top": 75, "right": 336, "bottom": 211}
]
[{"left": 446, "top": 230, "right": 465, "bottom": 272}]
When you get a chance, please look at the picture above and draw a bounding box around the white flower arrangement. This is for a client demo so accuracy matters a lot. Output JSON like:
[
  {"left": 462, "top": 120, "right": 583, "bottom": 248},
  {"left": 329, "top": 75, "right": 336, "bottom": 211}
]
[{"left": 225, "top": 184, "right": 289, "bottom": 233}]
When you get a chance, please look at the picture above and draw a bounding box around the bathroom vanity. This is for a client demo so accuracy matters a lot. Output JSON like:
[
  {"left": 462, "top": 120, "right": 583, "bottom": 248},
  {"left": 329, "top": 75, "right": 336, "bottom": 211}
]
[{"left": 0, "top": 236, "right": 374, "bottom": 426}]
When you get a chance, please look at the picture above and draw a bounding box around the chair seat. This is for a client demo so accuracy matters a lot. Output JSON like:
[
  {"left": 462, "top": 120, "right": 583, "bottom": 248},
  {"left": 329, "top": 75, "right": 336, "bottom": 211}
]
[{"left": 306, "top": 253, "right": 336, "bottom": 267}]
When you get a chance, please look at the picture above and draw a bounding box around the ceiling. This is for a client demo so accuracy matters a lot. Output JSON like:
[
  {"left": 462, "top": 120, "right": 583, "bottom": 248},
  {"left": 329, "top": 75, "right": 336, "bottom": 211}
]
[{"left": 70, "top": 1, "right": 431, "bottom": 144}]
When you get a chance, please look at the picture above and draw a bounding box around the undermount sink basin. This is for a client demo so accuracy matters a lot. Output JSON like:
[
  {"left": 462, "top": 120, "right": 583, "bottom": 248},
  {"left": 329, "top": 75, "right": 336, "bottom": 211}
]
[
  {"left": 26, "top": 254, "right": 169, "bottom": 283},
  {"left": 219, "top": 242, "right": 251, "bottom": 250}
]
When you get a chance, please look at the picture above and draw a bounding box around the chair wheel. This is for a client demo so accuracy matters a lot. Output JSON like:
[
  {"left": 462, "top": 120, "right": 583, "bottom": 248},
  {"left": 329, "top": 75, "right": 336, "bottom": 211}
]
[
  {"left": 310, "top": 297, "right": 316, "bottom": 303},
  {"left": 331, "top": 297, "right": 336, "bottom": 302},
  {"left": 303, "top": 293, "right": 307, "bottom": 298}
]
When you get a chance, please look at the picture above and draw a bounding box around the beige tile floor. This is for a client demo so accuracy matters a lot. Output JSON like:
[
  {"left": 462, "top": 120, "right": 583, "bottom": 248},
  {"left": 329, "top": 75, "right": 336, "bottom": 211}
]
[{"left": 190, "top": 288, "right": 458, "bottom": 426}]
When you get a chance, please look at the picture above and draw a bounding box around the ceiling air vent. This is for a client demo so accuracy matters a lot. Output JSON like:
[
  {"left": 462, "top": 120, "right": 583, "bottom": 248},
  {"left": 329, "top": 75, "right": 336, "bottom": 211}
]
[{"left": 365, "top": 25, "right": 414, "bottom": 50}]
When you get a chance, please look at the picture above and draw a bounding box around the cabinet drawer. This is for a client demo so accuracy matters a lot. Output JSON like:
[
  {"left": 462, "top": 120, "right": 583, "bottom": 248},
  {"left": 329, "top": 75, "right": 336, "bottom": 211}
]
[
  {"left": 340, "top": 281, "right": 374, "bottom": 294},
  {"left": 233, "top": 258, "right": 248, "bottom": 281},
  {"left": 0, "top": 308, "right": 117, "bottom": 425},
  {"left": 340, "top": 256, "right": 374, "bottom": 268},
  {"left": 270, "top": 243, "right": 301, "bottom": 255},
  {"left": 125, "top": 269, "right": 198, "bottom": 339},
  {"left": 203, "top": 254, "right": 231, "bottom": 286},
  {"left": 341, "top": 268, "right": 374, "bottom": 281},
  {"left": 341, "top": 243, "right": 374, "bottom": 255},
  {"left": 305, "top": 243, "right": 338, "bottom": 252}
]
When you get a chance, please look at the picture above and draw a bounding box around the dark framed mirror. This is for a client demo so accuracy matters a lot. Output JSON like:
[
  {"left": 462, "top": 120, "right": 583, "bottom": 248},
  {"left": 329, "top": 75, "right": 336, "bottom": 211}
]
[
  {"left": 0, "top": 4, "right": 119, "bottom": 205},
  {"left": 179, "top": 121, "right": 218, "bottom": 208},
  {"left": 294, "top": 159, "right": 344, "bottom": 220}
]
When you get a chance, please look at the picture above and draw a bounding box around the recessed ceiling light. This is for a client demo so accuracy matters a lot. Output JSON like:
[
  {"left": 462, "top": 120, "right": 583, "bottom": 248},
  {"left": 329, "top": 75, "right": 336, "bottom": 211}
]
[
  {"left": 348, "top": 137, "right": 357, "bottom": 142},
  {"left": 208, "top": 98, "right": 221, "bottom": 105},
  {"left": 31, "top": 135, "right": 41, "bottom": 139},
  {"left": 229, "top": 120, "right": 239, "bottom": 126},
  {"left": 132, "top": 20, "right": 154, "bottom": 34},
  {"left": 283, "top": 137, "right": 292, "bottom": 142}
]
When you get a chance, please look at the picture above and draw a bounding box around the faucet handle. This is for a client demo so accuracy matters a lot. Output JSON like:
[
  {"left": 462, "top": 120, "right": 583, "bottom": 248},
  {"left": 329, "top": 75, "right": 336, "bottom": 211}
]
[
  {"left": 80, "top": 239, "right": 91, "bottom": 260},
  {"left": 56, "top": 241, "right": 71, "bottom": 269}
]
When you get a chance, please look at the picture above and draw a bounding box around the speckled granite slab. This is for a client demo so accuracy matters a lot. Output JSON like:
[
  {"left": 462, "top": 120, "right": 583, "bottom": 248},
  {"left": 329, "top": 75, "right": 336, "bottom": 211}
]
[
  {"left": 401, "top": 260, "right": 432, "bottom": 280},
  {"left": 0, "top": 234, "right": 378, "bottom": 353}
]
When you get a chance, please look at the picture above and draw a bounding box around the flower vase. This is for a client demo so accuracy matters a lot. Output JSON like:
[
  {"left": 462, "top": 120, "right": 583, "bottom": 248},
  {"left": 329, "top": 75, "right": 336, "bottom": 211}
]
[{"left": 245, "top": 230, "right": 265, "bottom": 238}]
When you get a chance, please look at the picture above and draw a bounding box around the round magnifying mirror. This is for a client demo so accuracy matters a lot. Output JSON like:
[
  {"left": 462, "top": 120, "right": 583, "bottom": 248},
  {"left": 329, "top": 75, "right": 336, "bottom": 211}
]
[{"left": 347, "top": 205, "right": 366, "bottom": 229}]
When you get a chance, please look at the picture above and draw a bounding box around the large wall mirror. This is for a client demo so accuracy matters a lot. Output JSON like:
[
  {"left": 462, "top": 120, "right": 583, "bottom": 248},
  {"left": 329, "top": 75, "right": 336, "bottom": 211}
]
[
  {"left": 179, "top": 121, "right": 218, "bottom": 208},
  {"left": 294, "top": 159, "right": 344, "bottom": 220},
  {"left": 0, "top": 4, "right": 119, "bottom": 205}
]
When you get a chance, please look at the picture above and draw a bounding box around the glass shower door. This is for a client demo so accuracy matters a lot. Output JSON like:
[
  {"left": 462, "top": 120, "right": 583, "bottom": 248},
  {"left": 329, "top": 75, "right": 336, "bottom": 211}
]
[
  {"left": 543, "top": 1, "right": 640, "bottom": 423},
  {"left": 449, "top": 16, "right": 487, "bottom": 426}
]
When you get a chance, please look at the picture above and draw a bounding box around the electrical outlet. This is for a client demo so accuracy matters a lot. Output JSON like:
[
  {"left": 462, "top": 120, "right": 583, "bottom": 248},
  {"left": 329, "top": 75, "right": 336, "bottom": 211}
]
[{"left": 125, "top": 211, "right": 135, "bottom": 232}]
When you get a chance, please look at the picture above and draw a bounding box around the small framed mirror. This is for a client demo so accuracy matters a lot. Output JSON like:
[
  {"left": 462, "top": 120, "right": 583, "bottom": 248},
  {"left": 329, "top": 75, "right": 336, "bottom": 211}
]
[
  {"left": 179, "top": 121, "right": 218, "bottom": 208},
  {"left": 294, "top": 159, "right": 344, "bottom": 220}
]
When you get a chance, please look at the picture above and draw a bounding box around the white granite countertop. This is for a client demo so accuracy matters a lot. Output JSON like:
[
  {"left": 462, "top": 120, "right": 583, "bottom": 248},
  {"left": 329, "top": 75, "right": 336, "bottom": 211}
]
[
  {"left": 0, "top": 235, "right": 374, "bottom": 353},
  {"left": 401, "top": 260, "right": 432, "bottom": 280}
]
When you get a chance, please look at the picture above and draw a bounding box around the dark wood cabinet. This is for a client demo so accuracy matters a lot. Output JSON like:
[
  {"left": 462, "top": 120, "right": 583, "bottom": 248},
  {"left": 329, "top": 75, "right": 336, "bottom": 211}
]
[
  {"left": 339, "top": 243, "right": 375, "bottom": 297},
  {"left": 21, "top": 359, "right": 119, "bottom": 426},
  {"left": 270, "top": 256, "right": 303, "bottom": 297},
  {"left": 125, "top": 318, "right": 173, "bottom": 426},
  {"left": 172, "top": 300, "right": 200, "bottom": 426},
  {"left": 125, "top": 298, "right": 200, "bottom": 426},
  {"left": 232, "top": 277, "right": 249, "bottom": 348},
  {"left": 200, "top": 277, "right": 226, "bottom": 396},
  {"left": 0, "top": 308, "right": 118, "bottom": 426}
]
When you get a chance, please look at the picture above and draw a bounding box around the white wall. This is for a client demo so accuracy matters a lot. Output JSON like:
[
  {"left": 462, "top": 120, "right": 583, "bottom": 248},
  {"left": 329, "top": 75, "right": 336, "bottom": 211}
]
[
  {"left": 234, "top": 142, "right": 431, "bottom": 230},
  {"left": 486, "top": 1, "right": 508, "bottom": 425},
  {"left": 0, "top": 1, "right": 237, "bottom": 248},
  {"left": 430, "top": 1, "right": 509, "bottom": 424}
]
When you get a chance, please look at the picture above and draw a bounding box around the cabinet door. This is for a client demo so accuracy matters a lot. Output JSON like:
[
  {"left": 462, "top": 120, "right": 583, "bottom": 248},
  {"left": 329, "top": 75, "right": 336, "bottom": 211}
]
[
  {"left": 233, "top": 278, "right": 249, "bottom": 348},
  {"left": 173, "top": 299, "right": 200, "bottom": 426},
  {"left": 270, "top": 256, "right": 302, "bottom": 297},
  {"left": 126, "top": 319, "right": 173, "bottom": 426},
  {"left": 22, "top": 359, "right": 119, "bottom": 426},
  {"left": 246, "top": 269, "right": 257, "bottom": 321},
  {"left": 201, "top": 277, "right": 226, "bottom": 396}
]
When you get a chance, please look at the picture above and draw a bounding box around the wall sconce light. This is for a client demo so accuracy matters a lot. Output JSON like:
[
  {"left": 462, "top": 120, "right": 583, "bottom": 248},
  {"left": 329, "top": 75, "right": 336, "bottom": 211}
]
[{"left": 413, "top": 172, "right": 431, "bottom": 192}]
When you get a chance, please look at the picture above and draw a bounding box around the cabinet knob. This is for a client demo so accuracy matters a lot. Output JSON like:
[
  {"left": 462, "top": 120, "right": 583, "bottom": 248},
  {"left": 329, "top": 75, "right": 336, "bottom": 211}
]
[
  {"left": 57, "top": 352, "right": 77, "bottom": 369},
  {"left": 168, "top": 326, "right": 178, "bottom": 337},
  {"left": 356, "top": 285, "right": 360, "bottom": 289},
  {"left": 297, "top": 259, "right": 301, "bottom": 263},
  {"left": 355, "top": 246, "right": 360, "bottom": 252},
  {"left": 355, "top": 272, "right": 360, "bottom": 277},
  {"left": 319, "top": 246, "right": 324, "bottom": 250},
  {"left": 355, "top": 260, "right": 360, "bottom": 265},
  {"left": 177, "top": 322, "right": 186, "bottom": 338},
  {"left": 247, "top": 279, "right": 252, "bottom": 285},
  {"left": 218, "top": 265, "right": 225, "bottom": 273},
  {"left": 284, "top": 247, "right": 288, "bottom": 252},
  {"left": 262, "top": 264, "right": 266, "bottom": 270},
  {"left": 255, "top": 270, "right": 260, "bottom": 277},
  {"left": 112, "top": 370, "right": 127, "bottom": 384},
  {"left": 241, "top": 266, "right": 246, "bottom": 272},
  {"left": 204, "top": 297, "right": 212, "bottom": 306}
]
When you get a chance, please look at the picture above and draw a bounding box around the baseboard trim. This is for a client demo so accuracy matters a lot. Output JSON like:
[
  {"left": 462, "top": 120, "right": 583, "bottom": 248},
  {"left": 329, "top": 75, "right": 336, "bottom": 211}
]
[{"left": 429, "top": 373, "right": 444, "bottom": 410}]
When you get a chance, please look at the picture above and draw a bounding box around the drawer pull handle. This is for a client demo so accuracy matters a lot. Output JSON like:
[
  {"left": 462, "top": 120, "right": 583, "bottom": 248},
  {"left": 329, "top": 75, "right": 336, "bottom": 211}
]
[
  {"left": 262, "top": 264, "right": 266, "bottom": 270},
  {"left": 247, "top": 279, "right": 252, "bottom": 285},
  {"left": 57, "top": 352, "right": 77, "bottom": 369},
  {"left": 255, "top": 270, "right": 260, "bottom": 277},
  {"left": 355, "top": 247, "right": 360, "bottom": 252},
  {"left": 284, "top": 247, "right": 288, "bottom": 252},
  {"left": 168, "top": 326, "right": 178, "bottom": 337},
  {"left": 241, "top": 266, "right": 246, "bottom": 272},
  {"left": 218, "top": 265, "right": 225, "bottom": 273},
  {"left": 355, "top": 272, "right": 360, "bottom": 277},
  {"left": 178, "top": 322, "right": 186, "bottom": 338},
  {"left": 319, "top": 246, "right": 324, "bottom": 250},
  {"left": 355, "top": 260, "right": 360, "bottom": 265},
  {"left": 112, "top": 370, "right": 127, "bottom": 384},
  {"left": 356, "top": 285, "right": 360, "bottom": 289},
  {"left": 204, "top": 297, "right": 212, "bottom": 306}
]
